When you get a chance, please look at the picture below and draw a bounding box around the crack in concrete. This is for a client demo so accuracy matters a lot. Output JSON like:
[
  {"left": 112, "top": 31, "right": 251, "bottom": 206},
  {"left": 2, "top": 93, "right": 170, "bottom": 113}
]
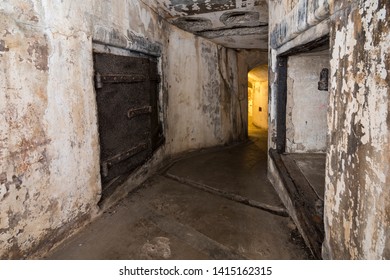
[{"left": 164, "top": 172, "right": 289, "bottom": 217}]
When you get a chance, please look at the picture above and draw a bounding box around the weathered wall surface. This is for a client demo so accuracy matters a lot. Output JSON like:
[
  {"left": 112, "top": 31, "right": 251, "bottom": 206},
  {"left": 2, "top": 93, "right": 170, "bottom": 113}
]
[
  {"left": 164, "top": 34, "right": 233, "bottom": 155},
  {"left": 0, "top": 0, "right": 102, "bottom": 259},
  {"left": 270, "top": 0, "right": 333, "bottom": 48},
  {"left": 268, "top": 0, "right": 332, "bottom": 151},
  {"left": 0, "top": 0, "right": 250, "bottom": 259},
  {"left": 323, "top": 0, "right": 390, "bottom": 259},
  {"left": 286, "top": 53, "right": 329, "bottom": 153},
  {"left": 269, "top": 0, "right": 390, "bottom": 259}
]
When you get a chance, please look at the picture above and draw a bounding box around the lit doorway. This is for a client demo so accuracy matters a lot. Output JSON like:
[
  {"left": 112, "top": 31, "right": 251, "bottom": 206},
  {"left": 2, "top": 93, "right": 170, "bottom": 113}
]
[{"left": 248, "top": 64, "right": 268, "bottom": 139}]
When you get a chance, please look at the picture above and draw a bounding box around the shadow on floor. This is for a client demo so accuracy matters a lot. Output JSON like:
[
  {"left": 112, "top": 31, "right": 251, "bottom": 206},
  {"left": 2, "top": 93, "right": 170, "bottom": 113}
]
[{"left": 46, "top": 129, "right": 313, "bottom": 260}]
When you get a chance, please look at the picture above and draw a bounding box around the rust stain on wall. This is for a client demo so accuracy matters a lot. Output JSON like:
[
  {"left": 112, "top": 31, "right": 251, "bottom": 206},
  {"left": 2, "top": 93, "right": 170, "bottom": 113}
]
[{"left": 27, "top": 40, "right": 49, "bottom": 71}]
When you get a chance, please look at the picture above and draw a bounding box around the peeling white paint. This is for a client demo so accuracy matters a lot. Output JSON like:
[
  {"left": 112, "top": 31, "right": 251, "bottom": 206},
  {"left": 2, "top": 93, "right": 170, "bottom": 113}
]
[
  {"left": 377, "top": 8, "right": 387, "bottom": 21},
  {"left": 269, "top": 0, "right": 390, "bottom": 260},
  {"left": 324, "top": 0, "right": 390, "bottom": 259},
  {"left": 0, "top": 0, "right": 255, "bottom": 259}
]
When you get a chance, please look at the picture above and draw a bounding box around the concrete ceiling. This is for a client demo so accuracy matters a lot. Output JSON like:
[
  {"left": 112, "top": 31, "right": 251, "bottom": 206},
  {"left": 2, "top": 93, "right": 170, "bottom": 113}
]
[{"left": 152, "top": 0, "right": 269, "bottom": 50}]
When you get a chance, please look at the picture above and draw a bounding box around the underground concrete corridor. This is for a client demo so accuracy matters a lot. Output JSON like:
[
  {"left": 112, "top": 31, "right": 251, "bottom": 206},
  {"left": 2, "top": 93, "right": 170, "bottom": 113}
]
[{"left": 46, "top": 125, "right": 313, "bottom": 260}]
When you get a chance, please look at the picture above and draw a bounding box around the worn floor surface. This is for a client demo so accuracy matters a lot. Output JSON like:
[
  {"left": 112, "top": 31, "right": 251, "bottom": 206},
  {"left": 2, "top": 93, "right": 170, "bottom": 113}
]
[
  {"left": 277, "top": 150, "right": 326, "bottom": 259},
  {"left": 46, "top": 123, "right": 313, "bottom": 260},
  {"left": 291, "top": 153, "right": 326, "bottom": 201}
]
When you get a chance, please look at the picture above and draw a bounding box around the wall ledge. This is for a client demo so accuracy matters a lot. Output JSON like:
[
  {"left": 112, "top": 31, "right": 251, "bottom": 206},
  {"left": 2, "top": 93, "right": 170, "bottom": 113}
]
[
  {"left": 270, "top": 0, "right": 331, "bottom": 49},
  {"left": 93, "top": 26, "right": 162, "bottom": 57}
]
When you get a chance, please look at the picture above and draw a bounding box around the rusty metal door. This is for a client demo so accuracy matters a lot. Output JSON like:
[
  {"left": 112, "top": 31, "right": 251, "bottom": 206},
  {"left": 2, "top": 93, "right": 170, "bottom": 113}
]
[{"left": 93, "top": 52, "right": 163, "bottom": 190}]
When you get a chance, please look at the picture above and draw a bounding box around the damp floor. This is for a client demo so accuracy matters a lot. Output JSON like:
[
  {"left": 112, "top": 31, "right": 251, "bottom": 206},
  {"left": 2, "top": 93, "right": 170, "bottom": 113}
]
[{"left": 45, "top": 122, "right": 313, "bottom": 260}]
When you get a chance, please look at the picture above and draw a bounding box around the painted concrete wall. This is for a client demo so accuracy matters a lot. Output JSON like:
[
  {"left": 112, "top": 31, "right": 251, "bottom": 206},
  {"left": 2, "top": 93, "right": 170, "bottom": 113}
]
[
  {"left": 269, "top": 0, "right": 390, "bottom": 259},
  {"left": 164, "top": 32, "right": 232, "bottom": 154},
  {"left": 251, "top": 81, "right": 269, "bottom": 129},
  {"left": 323, "top": 0, "right": 390, "bottom": 260},
  {"left": 286, "top": 53, "right": 329, "bottom": 153},
  {"left": 0, "top": 0, "right": 102, "bottom": 259},
  {"left": 0, "top": 0, "right": 256, "bottom": 259}
]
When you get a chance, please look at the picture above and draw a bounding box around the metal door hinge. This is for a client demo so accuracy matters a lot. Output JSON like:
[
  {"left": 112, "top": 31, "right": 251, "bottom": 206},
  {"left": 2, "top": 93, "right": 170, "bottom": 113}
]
[{"left": 95, "top": 72, "right": 103, "bottom": 89}]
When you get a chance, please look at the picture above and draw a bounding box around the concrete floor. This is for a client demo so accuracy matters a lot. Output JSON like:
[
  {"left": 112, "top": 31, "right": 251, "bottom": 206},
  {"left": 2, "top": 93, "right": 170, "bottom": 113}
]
[
  {"left": 276, "top": 150, "right": 326, "bottom": 258},
  {"left": 45, "top": 122, "right": 313, "bottom": 260},
  {"left": 291, "top": 154, "right": 326, "bottom": 201}
]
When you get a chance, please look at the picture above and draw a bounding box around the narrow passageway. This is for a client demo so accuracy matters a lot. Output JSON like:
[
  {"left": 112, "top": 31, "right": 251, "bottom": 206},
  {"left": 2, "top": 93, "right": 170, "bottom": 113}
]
[
  {"left": 47, "top": 129, "right": 313, "bottom": 260},
  {"left": 2, "top": 0, "right": 389, "bottom": 261}
]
